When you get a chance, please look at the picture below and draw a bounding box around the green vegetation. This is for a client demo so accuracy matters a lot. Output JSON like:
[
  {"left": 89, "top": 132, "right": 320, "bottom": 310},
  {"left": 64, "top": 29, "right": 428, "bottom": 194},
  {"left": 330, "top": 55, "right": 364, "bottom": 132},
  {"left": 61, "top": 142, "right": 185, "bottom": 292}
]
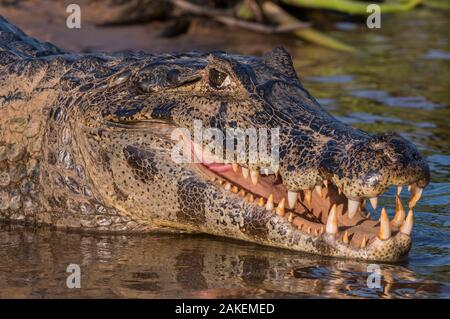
[{"left": 172, "top": 0, "right": 442, "bottom": 51}]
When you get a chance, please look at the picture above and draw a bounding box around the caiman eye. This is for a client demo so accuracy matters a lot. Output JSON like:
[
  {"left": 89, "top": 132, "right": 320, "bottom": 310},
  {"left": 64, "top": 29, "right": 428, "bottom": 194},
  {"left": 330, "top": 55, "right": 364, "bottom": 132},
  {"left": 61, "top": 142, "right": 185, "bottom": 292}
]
[{"left": 209, "top": 68, "right": 231, "bottom": 89}]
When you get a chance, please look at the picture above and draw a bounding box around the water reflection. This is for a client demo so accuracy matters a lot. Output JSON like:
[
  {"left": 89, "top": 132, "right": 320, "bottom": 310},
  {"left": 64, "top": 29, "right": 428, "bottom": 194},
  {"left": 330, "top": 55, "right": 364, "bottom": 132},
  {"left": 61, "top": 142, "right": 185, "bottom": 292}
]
[
  {"left": 0, "top": 225, "right": 445, "bottom": 298},
  {"left": 0, "top": 5, "right": 448, "bottom": 299}
]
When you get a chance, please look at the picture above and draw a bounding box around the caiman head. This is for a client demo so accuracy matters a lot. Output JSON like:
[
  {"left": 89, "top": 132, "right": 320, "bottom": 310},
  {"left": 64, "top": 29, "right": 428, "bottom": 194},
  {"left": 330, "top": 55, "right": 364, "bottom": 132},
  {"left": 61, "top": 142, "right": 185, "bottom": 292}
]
[{"left": 72, "top": 48, "right": 429, "bottom": 262}]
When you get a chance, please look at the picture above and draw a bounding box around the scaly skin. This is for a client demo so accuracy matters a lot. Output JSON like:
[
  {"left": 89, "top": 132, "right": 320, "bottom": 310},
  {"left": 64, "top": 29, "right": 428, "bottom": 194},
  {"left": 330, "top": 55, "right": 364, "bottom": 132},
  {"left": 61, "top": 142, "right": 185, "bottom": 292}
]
[{"left": 0, "top": 16, "right": 429, "bottom": 261}]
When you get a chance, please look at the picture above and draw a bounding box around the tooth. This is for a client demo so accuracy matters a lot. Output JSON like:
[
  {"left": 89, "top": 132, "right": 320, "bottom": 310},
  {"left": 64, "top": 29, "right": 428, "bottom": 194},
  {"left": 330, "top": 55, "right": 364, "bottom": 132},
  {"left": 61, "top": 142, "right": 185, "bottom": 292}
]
[
  {"left": 391, "top": 195, "right": 406, "bottom": 226},
  {"left": 250, "top": 169, "right": 259, "bottom": 186},
  {"left": 242, "top": 167, "right": 249, "bottom": 179},
  {"left": 231, "top": 186, "right": 239, "bottom": 193},
  {"left": 378, "top": 207, "right": 391, "bottom": 240},
  {"left": 298, "top": 224, "right": 303, "bottom": 231},
  {"left": 258, "top": 197, "right": 265, "bottom": 207},
  {"left": 408, "top": 187, "right": 423, "bottom": 209},
  {"left": 238, "top": 189, "right": 246, "bottom": 197},
  {"left": 343, "top": 231, "right": 349, "bottom": 244},
  {"left": 323, "top": 180, "right": 328, "bottom": 188},
  {"left": 265, "top": 194, "right": 274, "bottom": 211},
  {"left": 263, "top": 168, "right": 269, "bottom": 176},
  {"left": 307, "top": 227, "right": 311, "bottom": 234},
  {"left": 326, "top": 204, "right": 338, "bottom": 234},
  {"left": 397, "top": 186, "right": 402, "bottom": 196},
  {"left": 271, "top": 165, "right": 279, "bottom": 177},
  {"left": 276, "top": 198, "right": 286, "bottom": 216},
  {"left": 224, "top": 183, "right": 231, "bottom": 191},
  {"left": 408, "top": 185, "right": 412, "bottom": 192},
  {"left": 360, "top": 236, "right": 367, "bottom": 248},
  {"left": 360, "top": 199, "right": 366, "bottom": 210},
  {"left": 211, "top": 177, "right": 217, "bottom": 182},
  {"left": 218, "top": 179, "right": 224, "bottom": 185},
  {"left": 246, "top": 194, "right": 254, "bottom": 203},
  {"left": 304, "top": 189, "right": 312, "bottom": 207},
  {"left": 232, "top": 163, "right": 239, "bottom": 173},
  {"left": 369, "top": 197, "right": 378, "bottom": 210},
  {"left": 338, "top": 188, "right": 342, "bottom": 195},
  {"left": 288, "top": 213, "right": 293, "bottom": 223},
  {"left": 348, "top": 199, "right": 360, "bottom": 219},
  {"left": 314, "top": 228, "right": 319, "bottom": 236},
  {"left": 320, "top": 226, "right": 324, "bottom": 234},
  {"left": 315, "top": 185, "right": 322, "bottom": 197},
  {"left": 400, "top": 209, "right": 414, "bottom": 235},
  {"left": 287, "top": 191, "right": 298, "bottom": 209}
]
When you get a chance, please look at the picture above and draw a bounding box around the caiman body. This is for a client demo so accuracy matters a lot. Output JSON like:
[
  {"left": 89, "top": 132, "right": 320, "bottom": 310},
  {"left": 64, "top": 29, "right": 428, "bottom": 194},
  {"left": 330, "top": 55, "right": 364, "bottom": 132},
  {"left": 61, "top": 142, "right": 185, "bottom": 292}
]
[{"left": 0, "top": 16, "right": 429, "bottom": 261}]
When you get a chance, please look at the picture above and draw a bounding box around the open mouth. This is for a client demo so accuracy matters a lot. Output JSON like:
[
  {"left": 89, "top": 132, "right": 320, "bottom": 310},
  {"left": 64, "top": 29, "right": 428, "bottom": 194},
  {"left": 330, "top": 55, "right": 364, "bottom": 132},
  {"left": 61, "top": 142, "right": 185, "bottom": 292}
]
[{"left": 183, "top": 135, "right": 420, "bottom": 252}]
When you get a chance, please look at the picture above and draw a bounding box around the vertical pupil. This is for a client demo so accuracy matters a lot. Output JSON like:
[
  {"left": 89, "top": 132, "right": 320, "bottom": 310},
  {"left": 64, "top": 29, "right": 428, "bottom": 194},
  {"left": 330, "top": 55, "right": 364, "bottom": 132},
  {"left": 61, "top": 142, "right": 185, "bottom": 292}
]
[{"left": 209, "top": 68, "right": 226, "bottom": 88}]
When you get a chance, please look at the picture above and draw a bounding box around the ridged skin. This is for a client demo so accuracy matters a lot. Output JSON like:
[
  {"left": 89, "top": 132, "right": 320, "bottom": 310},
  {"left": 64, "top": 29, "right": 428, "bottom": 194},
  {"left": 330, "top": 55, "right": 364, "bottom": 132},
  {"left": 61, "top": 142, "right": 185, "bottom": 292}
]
[{"left": 0, "top": 16, "right": 429, "bottom": 261}]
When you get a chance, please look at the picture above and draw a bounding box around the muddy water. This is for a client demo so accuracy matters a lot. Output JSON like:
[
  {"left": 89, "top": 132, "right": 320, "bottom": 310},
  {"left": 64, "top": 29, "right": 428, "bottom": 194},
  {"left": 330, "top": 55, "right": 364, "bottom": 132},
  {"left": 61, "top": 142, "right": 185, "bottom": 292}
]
[{"left": 0, "top": 7, "right": 449, "bottom": 298}]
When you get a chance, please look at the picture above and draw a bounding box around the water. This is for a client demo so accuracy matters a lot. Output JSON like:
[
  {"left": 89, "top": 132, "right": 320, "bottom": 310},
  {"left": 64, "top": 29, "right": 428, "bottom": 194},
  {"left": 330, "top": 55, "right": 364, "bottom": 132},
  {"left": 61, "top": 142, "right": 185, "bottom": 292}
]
[{"left": 0, "top": 8, "right": 449, "bottom": 298}]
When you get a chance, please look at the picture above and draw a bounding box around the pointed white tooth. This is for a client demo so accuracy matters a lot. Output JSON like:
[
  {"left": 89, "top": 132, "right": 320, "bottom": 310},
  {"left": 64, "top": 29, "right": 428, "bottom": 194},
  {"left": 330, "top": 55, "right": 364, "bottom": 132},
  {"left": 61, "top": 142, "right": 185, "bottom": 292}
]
[
  {"left": 258, "top": 197, "right": 265, "bottom": 207},
  {"left": 271, "top": 165, "right": 279, "bottom": 177},
  {"left": 400, "top": 209, "right": 414, "bottom": 235},
  {"left": 224, "top": 183, "right": 231, "bottom": 191},
  {"left": 246, "top": 194, "right": 254, "bottom": 203},
  {"left": 232, "top": 163, "right": 239, "bottom": 173},
  {"left": 276, "top": 198, "right": 285, "bottom": 216},
  {"left": 348, "top": 199, "right": 360, "bottom": 219},
  {"left": 304, "top": 189, "right": 312, "bottom": 207},
  {"left": 326, "top": 204, "right": 338, "bottom": 234},
  {"left": 408, "top": 187, "right": 423, "bottom": 209},
  {"left": 408, "top": 185, "right": 412, "bottom": 192},
  {"left": 315, "top": 185, "right": 322, "bottom": 197},
  {"left": 288, "top": 213, "right": 293, "bottom": 223},
  {"left": 343, "top": 231, "right": 349, "bottom": 244},
  {"left": 360, "top": 236, "right": 367, "bottom": 249},
  {"left": 378, "top": 208, "right": 391, "bottom": 240},
  {"left": 242, "top": 167, "right": 249, "bottom": 179},
  {"left": 391, "top": 195, "right": 406, "bottom": 227},
  {"left": 262, "top": 168, "right": 269, "bottom": 176},
  {"left": 250, "top": 169, "right": 259, "bottom": 186},
  {"left": 369, "top": 197, "right": 378, "bottom": 210},
  {"left": 397, "top": 186, "right": 403, "bottom": 196},
  {"left": 265, "top": 194, "right": 274, "bottom": 211},
  {"left": 287, "top": 191, "right": 298, "bottom": 209}
]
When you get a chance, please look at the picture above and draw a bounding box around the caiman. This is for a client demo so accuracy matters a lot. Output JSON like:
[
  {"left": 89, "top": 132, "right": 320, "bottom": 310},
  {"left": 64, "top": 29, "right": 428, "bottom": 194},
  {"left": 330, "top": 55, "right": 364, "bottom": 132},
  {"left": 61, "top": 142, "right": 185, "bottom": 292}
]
[{"left": 0, "top": 16, "right": 430, "bottom": 261}]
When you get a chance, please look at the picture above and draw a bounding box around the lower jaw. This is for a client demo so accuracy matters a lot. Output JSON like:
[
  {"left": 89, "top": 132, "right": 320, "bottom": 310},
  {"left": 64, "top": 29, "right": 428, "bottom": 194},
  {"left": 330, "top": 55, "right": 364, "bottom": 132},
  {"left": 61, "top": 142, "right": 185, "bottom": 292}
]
[{"left": 193, "top": 162, "right": 412, "bottom": 261}]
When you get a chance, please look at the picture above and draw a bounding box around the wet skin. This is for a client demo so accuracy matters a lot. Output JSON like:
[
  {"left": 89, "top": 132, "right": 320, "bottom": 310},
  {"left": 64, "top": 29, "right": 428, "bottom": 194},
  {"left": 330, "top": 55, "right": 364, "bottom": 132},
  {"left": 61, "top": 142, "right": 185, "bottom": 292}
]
[{"left": 0, "top": 16, "right": 429, "bottom": 261}]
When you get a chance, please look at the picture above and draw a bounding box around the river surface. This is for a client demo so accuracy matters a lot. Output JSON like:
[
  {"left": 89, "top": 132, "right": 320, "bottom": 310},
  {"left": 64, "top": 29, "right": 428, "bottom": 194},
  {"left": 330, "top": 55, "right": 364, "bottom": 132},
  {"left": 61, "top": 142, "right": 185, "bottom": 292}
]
[{"left": 0, "top": 6, "right": 449, "bottom": 298}]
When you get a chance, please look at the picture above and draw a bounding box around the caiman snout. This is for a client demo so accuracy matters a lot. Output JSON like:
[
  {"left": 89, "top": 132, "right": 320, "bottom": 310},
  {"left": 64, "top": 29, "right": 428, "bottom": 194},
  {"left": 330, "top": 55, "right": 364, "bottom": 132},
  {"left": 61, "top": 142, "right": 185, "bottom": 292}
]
[{"left": 326, "top": 132, "right": 430, "bottom": 219}]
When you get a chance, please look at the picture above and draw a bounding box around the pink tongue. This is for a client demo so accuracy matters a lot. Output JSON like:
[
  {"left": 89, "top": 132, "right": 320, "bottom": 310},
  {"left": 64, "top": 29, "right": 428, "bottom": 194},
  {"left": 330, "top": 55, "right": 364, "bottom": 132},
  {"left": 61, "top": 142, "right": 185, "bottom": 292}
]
[{"left": 204, "top": 163, "right": 232, "bottom": 173}]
